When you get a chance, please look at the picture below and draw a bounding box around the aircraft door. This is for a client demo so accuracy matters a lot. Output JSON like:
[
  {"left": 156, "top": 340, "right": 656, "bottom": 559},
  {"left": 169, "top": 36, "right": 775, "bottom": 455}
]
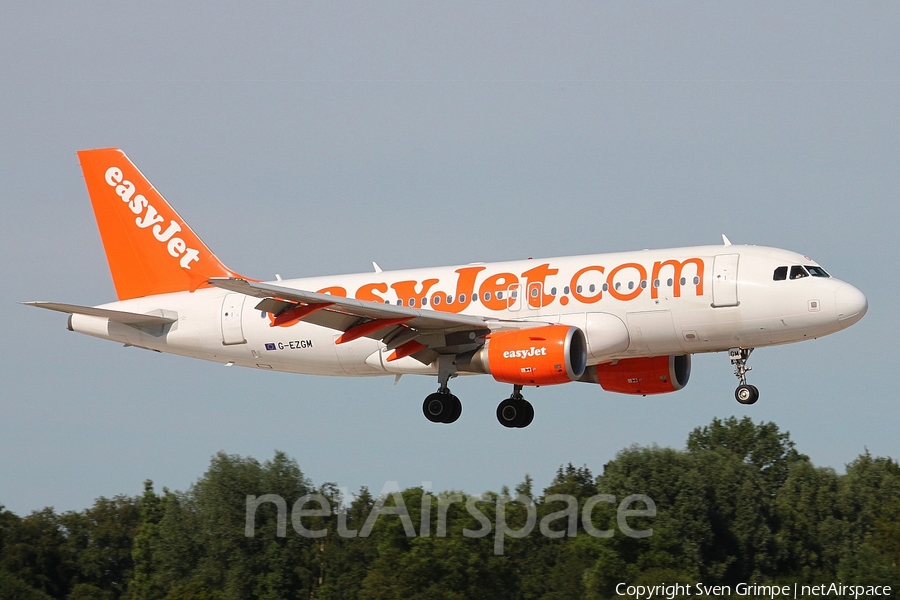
[
  {"left": 712, "top": 254, "right": 740, "bottom": 307},
  {"left": 221, "top": 293, "right": 247, "bottom": 345}
]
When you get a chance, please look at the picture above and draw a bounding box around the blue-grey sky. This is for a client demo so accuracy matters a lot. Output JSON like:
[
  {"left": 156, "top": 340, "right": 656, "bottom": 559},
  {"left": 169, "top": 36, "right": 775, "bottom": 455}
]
[{"left": 2, "top": 2, "right": 897, "bottom": 515}]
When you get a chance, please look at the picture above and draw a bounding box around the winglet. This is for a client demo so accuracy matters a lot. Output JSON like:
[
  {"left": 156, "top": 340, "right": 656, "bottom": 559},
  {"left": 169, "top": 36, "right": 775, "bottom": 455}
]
[
  {"left": 77, "top": 148, "right": 245, "bottom": 300},
  {"left": 722, "top": 234, "right": 732, "bottom": 247}
]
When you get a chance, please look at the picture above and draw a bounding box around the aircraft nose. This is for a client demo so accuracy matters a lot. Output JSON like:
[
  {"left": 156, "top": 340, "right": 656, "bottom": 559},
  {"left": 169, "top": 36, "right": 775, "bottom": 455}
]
[{"left": 835, "top": 283, "right": 868, "bottom": 326}]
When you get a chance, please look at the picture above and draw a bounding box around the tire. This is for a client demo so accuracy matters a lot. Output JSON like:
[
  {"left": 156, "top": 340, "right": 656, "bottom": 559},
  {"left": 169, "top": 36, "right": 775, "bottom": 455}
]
[
  {"left": 423, "top": 393, "right": 447, "bottom": 423},
  {"left": 517, "top": 400, "right": 534, "bottom": 428},
  {"left": 747, "top": 385, "right": 760, "bottom": 404},
  {"left": 444, "top": 394, "right": 462, "bottom": 424},
  {"left": 496, "top": 398, "right": 520, "bottom": 428},
  {"left": 735, "top": 384, "right": 760, "bottom": 405}
]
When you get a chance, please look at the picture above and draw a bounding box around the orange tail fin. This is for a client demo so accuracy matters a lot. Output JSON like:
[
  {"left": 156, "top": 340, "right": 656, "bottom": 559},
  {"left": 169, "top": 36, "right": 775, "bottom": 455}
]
[{"left": 78, "top": 148, "right": 243, "bottom": 300}]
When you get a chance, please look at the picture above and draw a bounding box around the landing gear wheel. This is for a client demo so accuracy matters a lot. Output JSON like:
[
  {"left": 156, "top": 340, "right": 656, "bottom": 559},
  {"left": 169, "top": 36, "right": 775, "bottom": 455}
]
[
  {"left": 735, "top": 384, "right": 759, "bottom": 405},
  {"left": 423, "top": 392, "right": 462, "bottom": 423},
  {"left": 423, "top": 393, "right": 445, "bottom": 423},
  {"left": 496, "top": 397, "right": 534, "bottom": 428},
  {"left": 446, "top": 394, "right": 462, "bottom": 423},
  {"left": 729, "top": 348, "right": 760, "bottom": 405},
  {"left": 518, "top": 400, "right": 534, "bottom": 428}
]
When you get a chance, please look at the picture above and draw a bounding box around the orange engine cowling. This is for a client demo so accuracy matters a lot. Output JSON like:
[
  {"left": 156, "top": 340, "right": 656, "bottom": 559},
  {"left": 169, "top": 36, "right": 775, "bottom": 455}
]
[
  {"left": 584, "top": 355, "right": 691, "bottom": 395},
  {"left": 465, "top": 325, "right": 587, "bottom": 386}
]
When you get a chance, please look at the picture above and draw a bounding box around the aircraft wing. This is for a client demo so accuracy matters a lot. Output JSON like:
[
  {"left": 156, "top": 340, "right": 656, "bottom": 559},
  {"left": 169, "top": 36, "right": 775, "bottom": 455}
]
[{"left": 208, "top": 277, "right": 547, "bottom": 363}]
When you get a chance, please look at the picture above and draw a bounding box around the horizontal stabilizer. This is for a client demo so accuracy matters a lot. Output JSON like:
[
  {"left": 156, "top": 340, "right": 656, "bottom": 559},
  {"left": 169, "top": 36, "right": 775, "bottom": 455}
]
[{"left": 22, "top": 302, "right": 177, "bottom": 327}]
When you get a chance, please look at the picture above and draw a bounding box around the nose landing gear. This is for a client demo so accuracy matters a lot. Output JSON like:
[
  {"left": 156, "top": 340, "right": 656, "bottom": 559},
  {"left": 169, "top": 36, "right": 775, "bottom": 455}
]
[
  {"left": 496, "top": 385, "right": 534, "bottom": 428},
  {"left": 730, "top": 347, "right": 759, "bottom": 405}
]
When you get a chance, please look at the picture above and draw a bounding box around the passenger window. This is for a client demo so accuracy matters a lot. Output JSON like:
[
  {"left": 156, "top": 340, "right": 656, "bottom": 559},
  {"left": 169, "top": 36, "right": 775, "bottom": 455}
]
[
  {"left": 484, "top": 292, "right": 491, "bottom": 301},
  {"left": 773, "top": 266, "right": 788, "bottom": 281},
  {"left": 433, "top": 295, "right": 441, "bottom": 306},
  {"left": 790, "top": 265, "right": 809, "bottom": 280}
]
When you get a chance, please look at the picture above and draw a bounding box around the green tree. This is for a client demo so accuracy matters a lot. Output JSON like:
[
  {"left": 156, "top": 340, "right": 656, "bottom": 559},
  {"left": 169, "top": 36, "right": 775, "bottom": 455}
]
[
  {"left": 316, "top": 486, "right": 377, "bottom": 600},
  {"left": 60, "top": 495, "right": 141, "bottom": 598},
  {"left": 127, "top": 480, "right": 175, "bottom": 600},
  {"left": 687, "top": 416, "right": 806, "bottom": 494},
  {"left": 0, "top": 507, "right": 72, "bottom": 597},
  {"left": 0, "top": 569, "right": 53, "bottom": 600},
  {"left": 356, "top": 487, "right": 518, "bottom": 600},
  {"left": 835, "top": 453, "right": 900, "bottom": 592},
  {"left": 127, "top": 451, "right": 319, "bottom": 600},
  {"left": 773, "top": 460, "right": 843, "bottom": 582}
]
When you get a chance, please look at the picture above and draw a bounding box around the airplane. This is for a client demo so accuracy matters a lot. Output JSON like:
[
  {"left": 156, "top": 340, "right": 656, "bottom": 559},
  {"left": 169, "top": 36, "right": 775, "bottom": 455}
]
[{"left": 25, "top": 148, "right": 868, "bottom": 428}]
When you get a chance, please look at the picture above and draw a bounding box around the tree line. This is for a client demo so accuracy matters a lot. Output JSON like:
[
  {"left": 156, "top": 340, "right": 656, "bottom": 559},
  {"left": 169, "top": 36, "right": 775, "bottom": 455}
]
[{"left": 1, "top": 417, "right": 898, "bottom": 599}]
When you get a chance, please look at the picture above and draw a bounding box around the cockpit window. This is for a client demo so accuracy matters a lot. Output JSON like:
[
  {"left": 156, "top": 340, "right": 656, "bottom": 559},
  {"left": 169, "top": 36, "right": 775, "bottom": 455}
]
[
  {"left": 790, "top": 265, "right": 809, "bottom": 279},
  {"left": 773, "top": 266, "right": 788, "bottom": 281},
  {"left": 806, "top": 266, "right": 830, "bottom": 278}
]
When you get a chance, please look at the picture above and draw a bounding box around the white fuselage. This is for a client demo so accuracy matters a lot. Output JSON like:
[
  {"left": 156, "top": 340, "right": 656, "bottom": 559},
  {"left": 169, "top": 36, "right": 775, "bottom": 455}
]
[{"left": 69, "top": 244, "right": 867, "bottom": 380}]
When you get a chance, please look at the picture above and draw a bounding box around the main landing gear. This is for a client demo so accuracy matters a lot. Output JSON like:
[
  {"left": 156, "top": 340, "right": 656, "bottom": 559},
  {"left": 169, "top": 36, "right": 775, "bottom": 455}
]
[
  {"left": 422, "top": 385, "right": 535, "bottom": 428},
  {"left": 496, "top": 385, "right": 534, "bottom": 429},
  {"left": 422, "top": 390, "right": 462, "bottom": 424},
  {"left": 423, "top": 355, "right": 462, "bottom": 424},
  {"left": 730, "top": 347, "right": 760, "bottom": 405},
  {"left": 421, "top": 355, "right": 535, "bottom": 427}
]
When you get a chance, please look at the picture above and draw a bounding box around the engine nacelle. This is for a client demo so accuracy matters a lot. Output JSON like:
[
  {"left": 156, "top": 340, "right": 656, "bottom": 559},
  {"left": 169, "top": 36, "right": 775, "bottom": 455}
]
[
  {"left": 462, "top": 325, "right": 587, "bottom": 386},
  {"left": 582, "top": 355, "right": 691, "bottom": 395}
]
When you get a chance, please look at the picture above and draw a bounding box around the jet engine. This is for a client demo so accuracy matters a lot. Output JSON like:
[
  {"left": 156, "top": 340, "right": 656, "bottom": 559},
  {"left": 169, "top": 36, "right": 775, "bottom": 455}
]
[
  {"left": 581, "top": 355, "right": 691, "bottom": 395},
  {"left": 461, "top": 325, "right": 587, "bottom": 386}
]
